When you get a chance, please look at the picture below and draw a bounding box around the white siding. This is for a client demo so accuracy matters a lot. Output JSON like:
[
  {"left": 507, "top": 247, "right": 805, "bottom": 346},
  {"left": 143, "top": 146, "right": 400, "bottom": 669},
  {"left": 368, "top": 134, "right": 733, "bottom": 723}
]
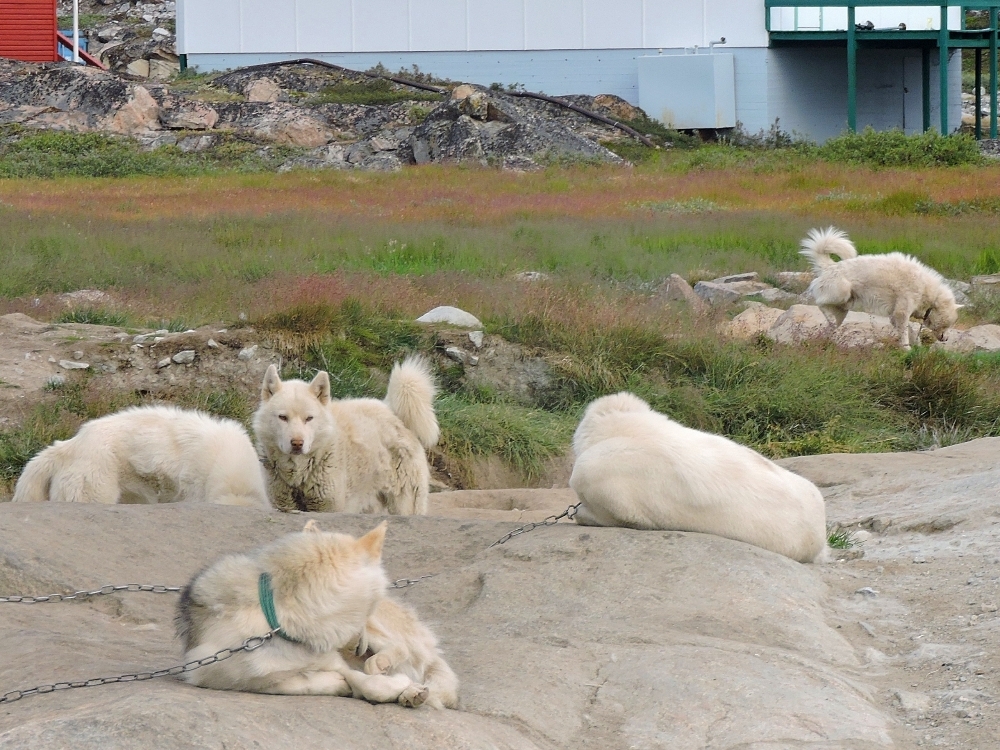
[
  {"left": 178, "top": 0, "right": 769, "bottom": 54},
  {"left": 769, "top": 6, "right": 962, "bottom": 31}
]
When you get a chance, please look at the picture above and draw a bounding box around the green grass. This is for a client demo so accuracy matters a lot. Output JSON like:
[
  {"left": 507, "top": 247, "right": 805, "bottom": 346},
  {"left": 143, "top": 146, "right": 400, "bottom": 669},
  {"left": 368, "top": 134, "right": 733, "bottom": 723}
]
[
  {"left": 827, "top": 527, "right": 857, "bottom": 550},
  {"left": 0, "top": 127, "right": 303, "bottom": 179},
  {"left": 56, "top": 308, "right": 131, "bottom": 327}
]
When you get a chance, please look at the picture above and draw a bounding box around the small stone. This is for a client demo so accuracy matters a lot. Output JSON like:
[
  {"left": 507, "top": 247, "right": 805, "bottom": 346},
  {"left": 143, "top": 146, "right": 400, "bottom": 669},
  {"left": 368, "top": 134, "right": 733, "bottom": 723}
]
[
  {"left": 172, "top": 350, "right": 196, "bottom": 364},
  {"left": 152, "top": 27, "right": 170, "bottom": 36},
  {"left": 238, "top": 345, "right": 258, "bottom": 361},
  {"left": 450, "top": 84, "right": 476, "bottom": 101},
  {"left": 515, "top": 271, "right": 550, "bottom": 282},
  {"left": 858, "top": 621, "right": 875, "bottom": 636},
  {"left": 238, "top": 313, "right": 247, "bottom": 321},
  {"left": 245, "top": 78, "right": 282, "bottom": 103},
  {"left": 913, "top": 556, "right": 927, "bottom": 564},
  {"left": 46, "top": 375, "right": 65, "bottom": 388},
  {"left": 58, "top": 360, "right": 89, "bottom": 370},
  {"left": 157, "top": 357, "right": 171, "bottom": 369},
  {"left": 895, "top": 690, "right": 931, "bottom": 713},
  {"left": 853, "top": 530, "right": 872, "bottom": 543},
  {"left": 416, "top": 306, "right": 482, "bottom": 328},
  {"left": 126, "top": 59, "right": 150, "bottom": 78},
  {"left": 130, "top": 344, "right": 143, "bottom": 352},
  {"left": 467, "top": 354, "right": 479, "bottom": 366},
  {"left": 154, "top": 329, "right": 169, "bottom": 335},
  {"left": 47, "top": 356, "right": 55, "bottom": 363},
  {"left": 444, "top": 346, "right": 468, "bottom": 364},
  {"left": 855, "top": 587, "right": 879, "bottom": 598},
  {"left": 981, "top": 603, "right": 998, "bottom": 613},
  {"left": 206, "top": 338, "right": 219, "bottom": 348},
  {"left": 73, "top": 350, "right": 84, "bottom": 360},
  {"left": 468, "top": 331, "right": 484, "bottom": 349},
  {"left": 133, "top": 334, "right": 150, "bottom": 344},
  {"left": 153, "top": 337, "right": 165, "bottom": 343}
]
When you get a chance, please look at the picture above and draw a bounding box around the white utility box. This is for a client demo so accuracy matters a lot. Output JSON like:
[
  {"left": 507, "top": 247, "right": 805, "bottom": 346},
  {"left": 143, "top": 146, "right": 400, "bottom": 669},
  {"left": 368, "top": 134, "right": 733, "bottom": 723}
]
[{"left": 638, "top": 53, "right": 736, "bottom": 129}]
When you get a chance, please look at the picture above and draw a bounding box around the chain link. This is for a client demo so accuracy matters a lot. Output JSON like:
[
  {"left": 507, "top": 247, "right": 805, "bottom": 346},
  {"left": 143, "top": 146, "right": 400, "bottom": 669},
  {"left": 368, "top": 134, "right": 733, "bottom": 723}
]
[
  {"left": 0, "top": 629, "right": 278, "bottom": 705},
  {"left": 2, "top": 507, "right": 579, "bottom": 705},
  {"left": 389, "top": 574, "right": 436, "bottom": 589},
  {"left": 0, "top": 584, "right": 182, "bottom": 604},
  {"left": 488, "top": 503, "right": 581, "bottom": 548}
]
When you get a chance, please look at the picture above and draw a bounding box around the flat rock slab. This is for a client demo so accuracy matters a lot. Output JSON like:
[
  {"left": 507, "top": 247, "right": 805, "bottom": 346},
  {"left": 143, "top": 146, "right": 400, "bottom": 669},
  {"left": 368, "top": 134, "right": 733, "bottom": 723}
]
[{"left": 0, "top": 503, "right": 893, "bottom": 749}]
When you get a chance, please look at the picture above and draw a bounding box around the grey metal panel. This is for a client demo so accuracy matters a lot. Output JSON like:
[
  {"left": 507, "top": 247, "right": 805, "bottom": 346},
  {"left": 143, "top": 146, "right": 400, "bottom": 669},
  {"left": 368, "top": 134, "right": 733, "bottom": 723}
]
[
  {"left": 525, "top": 0, "right": 584, "bottom": 50},
  {"left": 241, "top": 0, "right": 294, "bottom": 53},
  {"left": 411, "top": 0, "right": 468, "bottom": 51},
  {"left": 355, "top": 0, "right": 409, "bottom": 51},
  {"left": 298, "top": 0, "right": 352, "bottom": 52},
  {"left": 584, "top": 0, "right": 643, "bottom": 49},
  {"left": 467, "top": 0, "right": 525, "bottom": 50},
  {"left": 638, "top": 53, "right": 736, "bottom": 128}
]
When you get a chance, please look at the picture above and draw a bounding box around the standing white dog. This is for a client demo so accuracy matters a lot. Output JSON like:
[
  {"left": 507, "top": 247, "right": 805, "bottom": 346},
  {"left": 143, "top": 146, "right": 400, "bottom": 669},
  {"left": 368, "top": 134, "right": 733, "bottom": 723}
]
[
  {"left": 569, "top": 393, "right": 828, "bottom": 563},
  {"left": 11, "top": 405, "right": 269, "bottom": 507},
  {"left": 175, "top": 521, "right": 456, "bottom": 707},
  {"left": 800, "top": 226, "right": 960, "bottom": 349},
  {"left": 253, "top": 356, "right": 438, "bottom": 514}
]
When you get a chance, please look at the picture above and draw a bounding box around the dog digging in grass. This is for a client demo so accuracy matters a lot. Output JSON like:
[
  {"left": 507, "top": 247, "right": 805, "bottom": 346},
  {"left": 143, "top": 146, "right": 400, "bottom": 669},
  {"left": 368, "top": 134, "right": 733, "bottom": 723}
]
[
  {"left": 253, "top": 356, "right": 439, "bottom": 514},
  {"left": 569, "top": 393, "right": 828, "bottom": 563},
  {"left": 176, "top": 520, "right": 458, "bottom": 708},
  {"left": 799, "top": 226, "right": 961, "bottom": 349},
  {"left": 11, "top": 405, "right": 269, "bottom": 507}
]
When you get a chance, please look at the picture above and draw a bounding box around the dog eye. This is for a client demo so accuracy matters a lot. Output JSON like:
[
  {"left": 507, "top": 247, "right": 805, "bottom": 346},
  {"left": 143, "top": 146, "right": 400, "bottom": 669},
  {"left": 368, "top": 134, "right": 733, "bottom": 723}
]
[
  {"left": 305, "top": 416, "right": 314, "bottom": 422},
  {"left": 278, "top": 415, "right": 288, "bottom": 422}
]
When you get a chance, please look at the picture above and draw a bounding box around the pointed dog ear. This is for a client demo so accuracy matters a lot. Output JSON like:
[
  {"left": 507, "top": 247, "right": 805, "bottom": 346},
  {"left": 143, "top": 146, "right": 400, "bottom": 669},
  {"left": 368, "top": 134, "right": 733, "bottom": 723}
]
[
  {"left": 261, "top": 365, "right": 281, "bottom": 400},
  {"left": 356, "top": 521, "right": 387, "bottom": 560},
  {"left": 310, "top": 371, "right": 331, "bottom": 405}
]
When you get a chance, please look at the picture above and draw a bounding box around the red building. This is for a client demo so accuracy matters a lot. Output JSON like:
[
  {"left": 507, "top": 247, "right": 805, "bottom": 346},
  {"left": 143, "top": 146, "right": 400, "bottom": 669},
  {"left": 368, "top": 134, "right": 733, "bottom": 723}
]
[{"left": 0, "top": 0, "right": 58, "bottom": 62}]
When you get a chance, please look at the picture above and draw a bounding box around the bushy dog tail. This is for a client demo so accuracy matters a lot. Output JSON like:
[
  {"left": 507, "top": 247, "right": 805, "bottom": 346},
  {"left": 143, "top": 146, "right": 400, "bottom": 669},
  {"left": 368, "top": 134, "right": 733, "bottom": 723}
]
[
  {"left": 10, "top": 445, "right": 59, "bottom": 502},
  {"left": 385, "top": 356, "right": 439, "bottom": 449},
  {"left": 799, "top": 227, "right": 857, "bottom": 272}
]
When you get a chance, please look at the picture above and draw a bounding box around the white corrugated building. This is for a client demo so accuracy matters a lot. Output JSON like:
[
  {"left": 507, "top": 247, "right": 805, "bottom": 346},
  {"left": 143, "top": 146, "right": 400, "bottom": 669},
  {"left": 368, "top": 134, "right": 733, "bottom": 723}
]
[{"left": 176, "top": 1, "right": 983, "bottom": 141}]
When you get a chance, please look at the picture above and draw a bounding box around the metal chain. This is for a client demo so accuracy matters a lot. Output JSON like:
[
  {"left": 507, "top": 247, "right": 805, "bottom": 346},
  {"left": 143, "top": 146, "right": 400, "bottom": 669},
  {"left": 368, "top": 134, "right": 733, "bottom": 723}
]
[
  {"left": 488, "top": 503, "right": 581, "bottom": 548},
  {"left": 0, "top": 584, "right": 181, "bottom": 604},
  {"left": 0, "top": 629, "right": 279, "bottom": 705},
  {"left": 389, "top": 574, "right": 436, "bottom": 589},
  {"left": 1, "top": 508, "right": 577, "bottom": 705}
]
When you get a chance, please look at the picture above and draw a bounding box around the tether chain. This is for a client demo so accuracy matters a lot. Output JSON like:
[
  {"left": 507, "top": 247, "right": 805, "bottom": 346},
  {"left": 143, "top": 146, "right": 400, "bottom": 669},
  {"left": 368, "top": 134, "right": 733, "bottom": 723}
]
[
  {"left": 1, "top": 507, "right": 577, "bottom": 704},
  {"left": 0, "top": 584, "right": 181, "bottom": 604},
  {"left": 0, "top": 629, "right": 279, "bottom": 705},
  {"left": 488, "top": 503, "right": 581, "bottom": 548}
]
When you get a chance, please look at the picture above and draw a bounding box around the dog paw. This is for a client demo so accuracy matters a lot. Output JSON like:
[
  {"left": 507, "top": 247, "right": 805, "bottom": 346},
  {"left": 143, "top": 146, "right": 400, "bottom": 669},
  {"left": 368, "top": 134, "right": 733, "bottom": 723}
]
[
  {"left": 398, "top": 683, "right": 429, "bottom": 708},
  {"left": 364, "top": 652, "right": 393, "bottom": 675}
]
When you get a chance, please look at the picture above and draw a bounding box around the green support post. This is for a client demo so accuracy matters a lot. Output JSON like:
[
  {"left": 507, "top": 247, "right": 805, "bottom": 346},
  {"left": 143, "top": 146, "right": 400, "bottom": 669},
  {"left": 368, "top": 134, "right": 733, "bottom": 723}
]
[
  {"left": 992, "top": 6, "right": 998, "bottom": 139},
  {"left": 940, "top": 5, "right": 949, "bottom": 134},
  {"left": 976, "top": 49, "right": 983, "bottom": 140},
  {"left": 847, "top": 5, "right": 857, "bottom": 132},
  {"left": 922, "top": 46, "right": 931, "bottom": 131}
]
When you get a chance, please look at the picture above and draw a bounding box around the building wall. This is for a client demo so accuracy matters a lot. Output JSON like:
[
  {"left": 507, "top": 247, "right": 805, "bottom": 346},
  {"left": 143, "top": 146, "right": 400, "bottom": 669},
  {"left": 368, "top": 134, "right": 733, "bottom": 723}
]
[
  {"left": 766, "top": 47, "right": 963, "bottom": 141},
  {"left": 177, "top": 0, "right": 769, "bottom": 55},
  {"left": 768, "top": 6, "right": 961, "bottom": 31},
  {"left": 0, "top": 0, "right": 57, "bottom": 62}
]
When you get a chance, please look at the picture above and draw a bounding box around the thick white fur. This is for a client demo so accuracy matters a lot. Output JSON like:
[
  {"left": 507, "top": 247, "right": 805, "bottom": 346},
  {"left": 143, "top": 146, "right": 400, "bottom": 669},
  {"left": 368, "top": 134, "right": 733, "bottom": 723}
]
[
  {"left": 175, "top": 522, "right": 441, "bottom": 707},
  {"left": 800, "top": 226, "right": 960, "bottom": 349},
  {"left": 346, "top": 598, "right": 459, "bottom": 710},
  {"left": 569, "top": 393, "right": 828, "bottom": 564},
  {"left": 253, "top": 356, "right": 437, "bottom": 514},
  {"left": 11, "top": 405, "right": 268, "bottom": 507}
]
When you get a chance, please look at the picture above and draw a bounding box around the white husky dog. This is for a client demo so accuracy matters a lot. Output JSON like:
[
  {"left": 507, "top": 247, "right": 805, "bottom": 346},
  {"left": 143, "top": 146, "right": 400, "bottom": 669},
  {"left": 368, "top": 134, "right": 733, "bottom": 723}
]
[
  {"left": 11, "top": 405, "right": 268, "bottom": 506},
  {"left": 253, "top": 356, "right": 438, "bottom": 514},
  {"left": 569, "top": 393, "right": 828, "bottom": 563},
  {"left": 176, "top": 520, "right": 458, "bottom": 708},
  {"left": 800, "top": 226, "right": 960, "bottom": 349}
]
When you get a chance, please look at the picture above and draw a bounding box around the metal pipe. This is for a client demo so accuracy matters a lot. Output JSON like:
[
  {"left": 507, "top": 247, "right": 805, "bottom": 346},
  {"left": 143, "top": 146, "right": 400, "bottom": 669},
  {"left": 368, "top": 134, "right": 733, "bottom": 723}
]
[
  {"left": 976, "top": 47, "right": 983, "bottom": 139},
  {"left": 72, "top": 0, "right": 80, "bottom": 63},
  {"left": 847, "top": 5, "right": 857, "bottom": 132},
  {"left": 992, "top": 6, "right": 998, "bottom": 138},
  {"left": 939, "top": 4, "right": 949, "bottom": 133}
]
